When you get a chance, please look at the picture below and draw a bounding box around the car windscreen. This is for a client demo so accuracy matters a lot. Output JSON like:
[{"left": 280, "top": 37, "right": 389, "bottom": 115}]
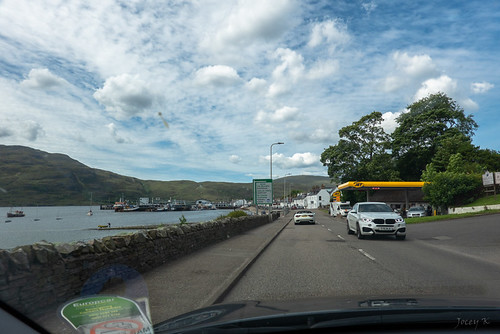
[
  {"left": 340, "top": 205, "right": 351, "bottom": 209},
  {"left": 358, "top": 204, "right": 393, "bottom": 213}
]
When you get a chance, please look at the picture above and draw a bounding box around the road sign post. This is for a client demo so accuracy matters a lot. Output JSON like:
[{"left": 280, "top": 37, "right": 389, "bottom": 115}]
[{"left": 253, "top": 179, "right": 273, "bottom": 214}]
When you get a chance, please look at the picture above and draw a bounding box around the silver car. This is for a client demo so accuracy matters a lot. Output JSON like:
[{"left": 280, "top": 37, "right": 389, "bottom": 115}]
[
  {"left": 347, "top": 202, "right": 406, "bottom": 240},
  {"left": 407, "top": 206, "right": 427, "bottom": 217}
]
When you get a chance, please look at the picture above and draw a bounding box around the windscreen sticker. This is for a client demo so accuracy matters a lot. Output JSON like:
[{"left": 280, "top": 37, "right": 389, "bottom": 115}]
[{"left": 60, "top": 295, "right": 153, "bottom": 334}]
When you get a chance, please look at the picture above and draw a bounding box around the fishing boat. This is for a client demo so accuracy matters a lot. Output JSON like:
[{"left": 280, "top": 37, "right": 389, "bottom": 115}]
[{"left": 7, "top": 210, "right": 25, "bottom": 218}]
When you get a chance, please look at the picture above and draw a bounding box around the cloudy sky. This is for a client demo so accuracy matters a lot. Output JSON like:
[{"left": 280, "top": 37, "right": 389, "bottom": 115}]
[{"left": 0, "top": 0, "right": 498, "bottom": 182}]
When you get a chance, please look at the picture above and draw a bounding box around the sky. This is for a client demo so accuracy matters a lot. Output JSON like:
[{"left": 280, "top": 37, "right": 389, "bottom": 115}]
[{"left": 0, "top": 0, "right": 499, "bottom": 183}]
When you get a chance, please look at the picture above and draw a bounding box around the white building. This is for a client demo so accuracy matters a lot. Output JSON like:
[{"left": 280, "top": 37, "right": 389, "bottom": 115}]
[{"left": 304, "top": 188, "right": 334, "bottom": 209}]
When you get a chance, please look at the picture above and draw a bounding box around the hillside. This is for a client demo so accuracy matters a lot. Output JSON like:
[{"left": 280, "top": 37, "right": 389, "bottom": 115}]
[{"left": 0, "top": 145, "right": 332, "bottom": 206}]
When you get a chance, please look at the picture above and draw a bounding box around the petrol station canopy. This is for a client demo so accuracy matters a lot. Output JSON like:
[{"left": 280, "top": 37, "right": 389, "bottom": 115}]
[
  {"left": 337, "top": 181, "right": 425, "bottom": 191},
  {"left": 334, "top": 181, "right": 427, "bottom": 208}
]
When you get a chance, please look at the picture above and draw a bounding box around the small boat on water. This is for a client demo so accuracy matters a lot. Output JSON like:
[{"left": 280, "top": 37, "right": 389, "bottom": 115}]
[
  {"left": 7, "top": 210, "right": 25, "bottom": 218},
  {"left": 87, "top": 192, "right": 94, "bottom": 216}
]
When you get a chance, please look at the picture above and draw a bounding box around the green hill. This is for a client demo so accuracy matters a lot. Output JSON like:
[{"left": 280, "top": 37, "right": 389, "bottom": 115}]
[{"left": 0, "top": 145, "right": 332, "bottom": 206}]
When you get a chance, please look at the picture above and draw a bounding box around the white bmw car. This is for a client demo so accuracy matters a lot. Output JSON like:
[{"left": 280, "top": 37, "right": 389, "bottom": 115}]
[{"left": 347, "top": 202, "right": 406, "bottom": 240}]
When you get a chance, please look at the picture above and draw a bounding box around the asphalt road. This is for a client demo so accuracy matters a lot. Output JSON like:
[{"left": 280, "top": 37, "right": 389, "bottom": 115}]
[{"left": 223, "top": 210, "right": 500, "bottom": 302}]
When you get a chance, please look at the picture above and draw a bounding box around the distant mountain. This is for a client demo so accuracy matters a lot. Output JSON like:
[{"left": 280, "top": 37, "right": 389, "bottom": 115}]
[{"left": 0, "top": 145, "right": 333, "bottom": 206}]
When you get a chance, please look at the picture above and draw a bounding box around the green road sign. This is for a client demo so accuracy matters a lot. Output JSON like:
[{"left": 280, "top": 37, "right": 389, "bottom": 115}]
[{"left": 253, "top": 179, "right": 273, "bottom": 205}]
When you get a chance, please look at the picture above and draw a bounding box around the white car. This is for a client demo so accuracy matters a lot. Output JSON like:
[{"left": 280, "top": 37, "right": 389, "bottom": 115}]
[
  {"left": 294, "top": 210, "right": 316, "bottom": 224},
  {"left": 407, "top": 206, "right": 427, "bottom": 217},
  {"left": 347, "top": 202, "right": 406, "bottom": 240}
]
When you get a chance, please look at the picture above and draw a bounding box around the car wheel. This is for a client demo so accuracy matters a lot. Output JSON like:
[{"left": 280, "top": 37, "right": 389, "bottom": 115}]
[
  {"left": 396, "top": 235, "right": 406, "bottom": 240},
  {"left": 356, "top": 223, "right": 364, "bottom": 239},
  {"left": 347, "top": 222, "right": 354, "bottom": 235}
]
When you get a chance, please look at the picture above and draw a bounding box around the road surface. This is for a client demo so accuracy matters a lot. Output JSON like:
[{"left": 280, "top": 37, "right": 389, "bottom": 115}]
[{"left": 223, "top": 210, "right": 500, "bottom": 302}]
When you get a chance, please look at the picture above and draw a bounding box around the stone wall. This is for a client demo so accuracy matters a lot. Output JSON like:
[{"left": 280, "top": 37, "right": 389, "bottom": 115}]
[{"left": 0, "top": 213, "right": 278, "bottom": 317}]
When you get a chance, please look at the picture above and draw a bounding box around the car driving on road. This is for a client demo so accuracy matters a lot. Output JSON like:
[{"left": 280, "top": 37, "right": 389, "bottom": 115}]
[
  {"left": 347, "top": 202, "right": 406, "bottom": 240},
  {"left": 294, "top": 210, "right": 316, "bottom": 224}
]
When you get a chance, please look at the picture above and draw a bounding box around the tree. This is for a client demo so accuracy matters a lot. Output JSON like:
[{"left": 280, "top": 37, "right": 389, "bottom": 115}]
[
  {"left": 392, "top": 92, "right": 478, "bottom": 180},
  {"left": 421, "top": 153, "right": 482, "bottom": 210},
  {"left": 430, "top": 133, "right": 477, "bottom": 172},
  {"left": 321, "top": 111, "right": 399, "bottom": 182}
]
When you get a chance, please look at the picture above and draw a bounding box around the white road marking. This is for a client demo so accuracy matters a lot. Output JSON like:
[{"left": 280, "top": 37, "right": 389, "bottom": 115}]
[
  {"left": 358, "top": 249, "right": 376, "bottom": 261},
  {"left": 327, "top": 228, "right": 332, "bottom": 232},
  {"left": 337, "top": 235, "right": 345, "bottom": 241}
]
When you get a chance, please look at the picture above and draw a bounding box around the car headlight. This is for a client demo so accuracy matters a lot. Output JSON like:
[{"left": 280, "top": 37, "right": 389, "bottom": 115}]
[
  {"left": 360, "top": 217, "right": 373, "bottom": 223},
  {"left": 396, "top": 217, "right": 405, "bottom": 223}
]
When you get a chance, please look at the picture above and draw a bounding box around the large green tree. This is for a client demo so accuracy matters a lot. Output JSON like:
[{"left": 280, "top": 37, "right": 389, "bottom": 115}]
[
  {"left": 392, "top": 92, "right": 478, "bottom": 180},
  {"left": 321, "top": 111, "right": 399, "bottom": 182}
]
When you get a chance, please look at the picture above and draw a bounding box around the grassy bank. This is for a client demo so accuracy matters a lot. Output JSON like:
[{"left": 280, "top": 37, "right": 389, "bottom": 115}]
[
  {"left": 406, "top": 208, "right": 500, "bottom": 224},
  {"left": 463, "top": 194, "right": 500, "bottom": 207}
]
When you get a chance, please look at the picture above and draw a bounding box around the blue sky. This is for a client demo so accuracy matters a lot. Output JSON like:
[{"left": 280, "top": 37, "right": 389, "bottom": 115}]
[{"left": 0, "top": 0, "right": 498, "bottom": 183}]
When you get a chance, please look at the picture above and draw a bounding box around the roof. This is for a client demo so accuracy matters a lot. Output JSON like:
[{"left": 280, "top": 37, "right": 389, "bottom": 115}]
[{"left": 337, "top": 181, "right": 425, "bottom": 191}]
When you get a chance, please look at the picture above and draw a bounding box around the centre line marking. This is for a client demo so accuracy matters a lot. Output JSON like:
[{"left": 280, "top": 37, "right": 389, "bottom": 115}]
[
  {"left": 337, "top": 234, "right": 345, "bottom": 240},
  {"left": 358, "top": 249, "right": 376, "bottom": 261}
]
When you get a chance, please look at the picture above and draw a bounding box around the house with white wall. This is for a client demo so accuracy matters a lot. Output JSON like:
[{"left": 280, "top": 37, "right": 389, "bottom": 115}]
[{"left": 304, "top": 188, "right": 334, "bottom": 209}]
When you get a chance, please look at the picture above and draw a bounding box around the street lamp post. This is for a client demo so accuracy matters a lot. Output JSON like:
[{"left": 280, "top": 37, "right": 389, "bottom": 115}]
[
  {"left": 284, "top": 173, "right": 291, "bottom": 207},
  {"left": 270, "top": 142, "right": 284, "bottom": 210}
]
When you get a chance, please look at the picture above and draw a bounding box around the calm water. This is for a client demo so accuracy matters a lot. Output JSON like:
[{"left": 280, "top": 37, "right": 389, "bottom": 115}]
[{"left": 0, "top": 206, "right": 233, "bottom": 249}]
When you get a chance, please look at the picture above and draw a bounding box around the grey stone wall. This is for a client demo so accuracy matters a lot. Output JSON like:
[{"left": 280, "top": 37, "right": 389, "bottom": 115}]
[{"left": 0, "top": 214, "right": 277, "bottom": 317}]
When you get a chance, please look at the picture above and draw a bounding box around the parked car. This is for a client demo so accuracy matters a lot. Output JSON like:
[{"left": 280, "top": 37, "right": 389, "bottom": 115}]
[
  {"left": 347, "top": 202, "right": 406, "bottom": 240},
  {"left": 329, "top": 202, "right": 352, "bottom": 217},
  {"left": 407, "top": 206, "right": 427, "bottom": 217},
  {"left": 294, "top": 210, "right": 316, "bottom": 224}
]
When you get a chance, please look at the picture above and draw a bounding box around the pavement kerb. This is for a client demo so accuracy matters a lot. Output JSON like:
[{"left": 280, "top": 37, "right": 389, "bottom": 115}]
[{"left": 203, "top": 215, "right": 292, "bottom": 306}]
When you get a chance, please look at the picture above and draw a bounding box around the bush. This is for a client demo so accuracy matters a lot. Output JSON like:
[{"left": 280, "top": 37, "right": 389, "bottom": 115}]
[{"left": 226, "top": 210, "right": 248, "bottom": 218}]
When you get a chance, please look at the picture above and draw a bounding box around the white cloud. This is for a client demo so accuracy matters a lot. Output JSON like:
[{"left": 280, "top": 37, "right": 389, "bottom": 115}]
[
  {"left": 229, "top": 155, "right": 242, "bottom": 163},
  {"left": 268, "top": 48, "right": 304, "bottom": 97},
  {"left": 308, "top": 19, "right": 350, "bottom": 49},
  {"left": 381, "top": 110, "right": 404, "bottom": 134},
  {"left": 246, "top": 78, "right": 267, "bottom": 93},
  {"left": 383, "top": 52, "right": 439, "bottom": 92},
  {"left": 362, "top": 2, "right": 377, "bottom": 14},
  {"left": 24, "top": 121, "right": 44, "bottom": 141},
  {"left": 413, "top": 75, "right": 457, "bottom": 101},
  {"left": 307, "top": 60, "right": 339, "bottom": 79},
  {"left": 93, "top": 74, "right": 158, "bottom": 118},
  {"left": 194, "top": 65, "right": 241, "bottom": 86},
  {"left": 255, "top": 106, "right": 299, "bottom": 124},
  {"left": 204, "top": 0, "right": 296, "bottom": 53},
  {"left": 471, "top": 81, "right": 494, "bottom": 94},
  {"left": 459, "top": 98, "right": 479, "bottom": 110},
  {"left": 270, "top": 152, "right": 321, "bottom": 169},
  {"left": 107, "top": 123, "right": 128, "bottom": 144},
  {"left": 21, "top": 68, "right": 67, "bottom": 89}
]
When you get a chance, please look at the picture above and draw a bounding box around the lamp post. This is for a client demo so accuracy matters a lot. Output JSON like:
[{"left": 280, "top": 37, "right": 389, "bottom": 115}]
[
  {"left": 270, "top": 142, "right": 284, "bottom": 210},
  {"left": 284, "top": 173, "right": 291, "bottom": 207}
]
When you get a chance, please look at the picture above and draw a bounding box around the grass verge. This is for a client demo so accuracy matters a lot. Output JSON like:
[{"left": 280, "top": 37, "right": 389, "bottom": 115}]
[{"left": 406, "top": 209, "right": 500, "bottom": 224}]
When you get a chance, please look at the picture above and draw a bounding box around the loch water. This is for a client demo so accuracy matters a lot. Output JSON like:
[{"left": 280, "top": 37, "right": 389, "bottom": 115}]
[{"left": 0, "top": 206, "right": 234, "bottom": 249}]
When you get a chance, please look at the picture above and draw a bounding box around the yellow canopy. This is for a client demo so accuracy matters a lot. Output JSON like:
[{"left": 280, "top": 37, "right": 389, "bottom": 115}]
[{"left": 337, "top": 181, "right": 425, "bottom": 190}]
